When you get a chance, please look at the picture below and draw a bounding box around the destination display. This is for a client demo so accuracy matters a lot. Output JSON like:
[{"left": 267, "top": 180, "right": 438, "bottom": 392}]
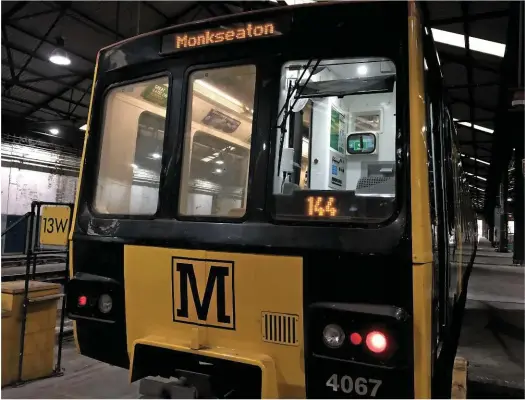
[{"left": 161, "top": 20, "right": 286, "bottom": 54}]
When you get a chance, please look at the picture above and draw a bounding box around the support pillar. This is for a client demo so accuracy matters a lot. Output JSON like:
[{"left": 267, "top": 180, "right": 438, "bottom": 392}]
[
  {"left": 498, "top": 170, "right": 509, "bottom": 252},
  {"left": 512, "top": 114, "right": 524, "bottom": 265}
]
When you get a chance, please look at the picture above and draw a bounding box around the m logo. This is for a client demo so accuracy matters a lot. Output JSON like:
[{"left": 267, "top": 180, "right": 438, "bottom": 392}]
[{"left": 172, "top": 257, "right": 235, "bottom": 330}]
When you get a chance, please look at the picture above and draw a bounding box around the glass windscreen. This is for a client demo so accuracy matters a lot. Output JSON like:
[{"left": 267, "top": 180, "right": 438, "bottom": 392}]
[
  {"left": 273, "top": 58, "right": 397, "bottom": 222},
  {"left": 94, "top": 76, "right": 168, "bottom": 215},
  {"left": 179, "top": 65, "right": 256, "bottom": 217}
]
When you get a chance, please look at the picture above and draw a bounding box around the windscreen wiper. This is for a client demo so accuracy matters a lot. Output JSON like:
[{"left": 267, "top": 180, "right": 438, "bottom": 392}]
[{"left": 276, "top": 58, "right": 321, "bottom": 177}]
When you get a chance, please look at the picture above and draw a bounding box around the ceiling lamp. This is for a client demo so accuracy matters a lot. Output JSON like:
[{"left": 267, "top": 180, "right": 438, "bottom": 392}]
[{"left": 49, "top": 36, "right": 71, "bottom": 66}]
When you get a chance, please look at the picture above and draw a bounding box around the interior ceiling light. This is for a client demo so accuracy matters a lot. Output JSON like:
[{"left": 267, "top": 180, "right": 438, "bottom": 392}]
[
  {"left": 431, "top": 28, "right": 506, "bottom": 57},
  {"left": 284, "top": 0, "right": 315, "bottom": 4},
  {"left": 49, "top": 128, "right": 59, "bottom": 135},
  {"left": 460, "top": 153, "right": 490, "bottom": 165},
  {"left": 49, "top": 36, "right": 71, "bottom": 66},
  {"left": 357, "top": 65, "right": 368, "bottom": 75},
  {"left": 469, "top": 184, "right": 485, "bottom": 192},
  {"left": 453, "top": 118, "right": 494, "bottom": 134},
  {"left": 465, "top": 171, "right": 487, "bottom": 181}
]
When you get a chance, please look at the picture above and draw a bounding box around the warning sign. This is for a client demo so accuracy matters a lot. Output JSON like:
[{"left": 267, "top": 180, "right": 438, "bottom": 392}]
[{"left": 39, "top": 206, "right": 71, "bottom": 246}]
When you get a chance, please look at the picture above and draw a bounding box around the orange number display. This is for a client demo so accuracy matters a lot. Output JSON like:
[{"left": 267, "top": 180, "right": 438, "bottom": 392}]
[{"left": 306, "top": 196, "right": 338, "bottom": 217}]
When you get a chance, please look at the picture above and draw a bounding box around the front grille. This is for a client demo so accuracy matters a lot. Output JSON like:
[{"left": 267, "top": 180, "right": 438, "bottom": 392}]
[{"left": 261, "top": 312, "right": 299, "bottom": 346}]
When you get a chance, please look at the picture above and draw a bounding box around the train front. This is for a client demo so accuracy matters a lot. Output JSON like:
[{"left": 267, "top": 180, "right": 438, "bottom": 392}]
[{"left": 66, "top": 2, "right": 417, "bottom": 398}]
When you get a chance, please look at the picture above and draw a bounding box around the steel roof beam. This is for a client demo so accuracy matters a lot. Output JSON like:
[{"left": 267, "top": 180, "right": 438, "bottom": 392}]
[
  {"left": 440, "top": 52, "right": 500, "bottom": 74},
  {"left": 1, "top": 2, "right": 29, "bottom": 21},
  {"left": 483, "top": 1, "right": 521, "bottom": 222},
  {"left": 2, "top": 94, "right": 81, "bottom": 120},
  {"left": 0, "top": 78, "right": 88, "bottom": 111},
  {"left": 13, "top": 6, "right": 68, "bottom": 82},
  {"left": 4, "top": 22, "right": 95, "bottom": 66},
  {"left": 461, "top": 2, "right": 480, "bottom": 205},
  {"left": 0, "top": 61, "right": 89, "bottom": 94}
]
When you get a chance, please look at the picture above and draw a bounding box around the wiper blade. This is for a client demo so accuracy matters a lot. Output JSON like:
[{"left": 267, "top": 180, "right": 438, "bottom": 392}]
[{"left": 276, "top": 58, "right": 321, "bottom": 176}]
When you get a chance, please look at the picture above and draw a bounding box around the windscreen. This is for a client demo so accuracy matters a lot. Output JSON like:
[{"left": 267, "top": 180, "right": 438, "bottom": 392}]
[{"left": 273, "top": 58, "right": 397, "bottom": 223}]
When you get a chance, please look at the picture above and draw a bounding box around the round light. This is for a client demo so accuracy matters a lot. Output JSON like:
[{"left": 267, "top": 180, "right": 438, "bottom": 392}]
[
  {"left": 350, "top": 332, "right": 362, "bottom": 345},
  {"left": 366, "top": 331, "right": 387, "bottom": 353},
  {"left": 357, "top": 65, "right": 368, "bottom": 75},
  {"left": 49, "top": 54, "right": 71, "bottom": 66},
  {"left": 49, "top": 128, "right": 59, "bottom": 135},
  {"left": 98, "top": 294, "right": 113, "bottom": 314},
  {"left": 78, "top": 295, "right": 87, "bottom": 307},
  {"left": 322, "top": 324, "right": 345, "bottom": 348}
]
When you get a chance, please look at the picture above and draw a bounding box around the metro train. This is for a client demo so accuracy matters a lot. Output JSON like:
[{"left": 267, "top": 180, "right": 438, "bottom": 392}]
[{"left": 66, "top": 1, "right": 477, "bottom": 398}]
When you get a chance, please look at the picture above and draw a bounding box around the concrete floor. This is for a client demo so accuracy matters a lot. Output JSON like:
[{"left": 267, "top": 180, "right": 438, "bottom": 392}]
[
  {"left": 2, "top": 238, "right": 523, "bottom": 398},
  {"left": 458, "top": 239, "right": 524, "bottom": 397},
  {"left": 2, "top": 337, "right": 139, "bottom": 399}
]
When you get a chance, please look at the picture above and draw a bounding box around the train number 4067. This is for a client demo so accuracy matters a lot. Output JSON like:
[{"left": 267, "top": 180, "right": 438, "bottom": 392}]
[{"left": 326, "top": 374, "right": 383, "bottom": 397}]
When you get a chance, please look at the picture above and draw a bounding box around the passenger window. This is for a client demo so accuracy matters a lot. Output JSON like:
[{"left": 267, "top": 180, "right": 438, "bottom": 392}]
[
  {"left": 179, "top": 65, "right": 256, "bottom": 217},
  {"left": 94, "top": 76, "right": 169, "bottom": 215},
  {"left": 273, "top": 58, "right": 397, "bottom": 223}
]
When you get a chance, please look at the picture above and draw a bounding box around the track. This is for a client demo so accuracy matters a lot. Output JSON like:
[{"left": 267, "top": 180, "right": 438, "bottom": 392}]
[
  {"left": 2, "top": 252, "right": 67, "bottom": 268},
  {"left": 1, "top": 262, "right": 67, "bottom": 283}
]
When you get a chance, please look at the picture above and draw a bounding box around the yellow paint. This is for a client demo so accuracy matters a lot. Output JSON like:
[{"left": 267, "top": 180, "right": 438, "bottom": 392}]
[
  {"left": 39, "top": 206, "right": 71, "bottom": 246},
  {"left": 69, "top": 55, "right": 99, "bottom": 353},
  {"left": 451, "top": 357, "right": 468, "bottom": 399},
  {"left": 408, "top": 1, "right": 432, "bottom": 398},
  {"left": 131, "top": 336, "right": 279, "bottom": 398},
  {"left": 124, "top": 246, "right": 305, "bottom": 398},
  {"left": 68, "top": 54, "right": 100, "bottom": 244},
  {"left": 1, "top": 281, "right": 61, "bottom": 386}
]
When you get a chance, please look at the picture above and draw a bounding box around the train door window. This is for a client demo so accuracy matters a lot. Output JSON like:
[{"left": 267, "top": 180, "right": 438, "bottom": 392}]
[
  {"left": 273, "top": 58, "right": 398, "bottom": 223},
  {"left": 94, "top": 76, "right": 169, "bottom": 215},
  {"left": 178, "top": 65, "right": 256, "bottom": 218}
]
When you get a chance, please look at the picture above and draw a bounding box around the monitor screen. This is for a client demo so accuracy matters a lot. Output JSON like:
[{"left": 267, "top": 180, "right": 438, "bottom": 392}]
[{"left": 347, "top": 133, "right": 376, "bottom": 154}]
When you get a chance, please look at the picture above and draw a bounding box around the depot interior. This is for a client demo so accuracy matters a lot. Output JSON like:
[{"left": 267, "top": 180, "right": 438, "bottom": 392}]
[{"left": 94, "top": 57, "right": 397, "bottom": 218}]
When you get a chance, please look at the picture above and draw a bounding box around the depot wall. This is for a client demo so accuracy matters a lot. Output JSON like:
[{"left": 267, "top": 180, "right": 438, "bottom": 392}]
[{"left": 1, "top": 164, "right": 77, "bottom": 254}]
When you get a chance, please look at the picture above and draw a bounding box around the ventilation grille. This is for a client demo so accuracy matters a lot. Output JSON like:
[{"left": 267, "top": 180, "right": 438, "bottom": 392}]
[{"left": 261, "top": 312, "right": 299, "bottom": 346}]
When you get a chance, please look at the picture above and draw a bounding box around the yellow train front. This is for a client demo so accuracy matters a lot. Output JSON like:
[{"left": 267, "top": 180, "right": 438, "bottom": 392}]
[{"left": 66, "top": 1, "right": 477, "bottom": 398}]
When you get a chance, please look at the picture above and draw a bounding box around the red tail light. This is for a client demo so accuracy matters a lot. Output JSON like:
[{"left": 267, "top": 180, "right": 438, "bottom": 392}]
[
  {"left": 349, "top": 332, "right": 362, "bottom": 345},
  {"left": 78, "top": 295, "right": 87, "bottom": 307},
  {"left": 365, "top": 331, "right": 387, "bottom": 353}
]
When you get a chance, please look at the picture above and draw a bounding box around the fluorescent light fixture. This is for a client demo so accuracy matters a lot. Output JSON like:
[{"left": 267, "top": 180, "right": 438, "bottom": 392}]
[
  {"left": 79, "top": 124, "right": 87, "bottom": 131},
  {"left": 465, "top": 171, "right": 487, "bottom": 181},
  {"left": 431, "top": 28, "right": 506, "bottom": 57},
  {"left": 49, "top": 128, "right": 59, "bottom": 135},
  {"left": 453, "top": 118, "right": 494, "bottom": 134},
  {"left": 151, "top": 153, "right": 161, "bottom": 159},
  {"left": 284, "top": 0, "right": 315, "bottom": 4},
  {"left": 195, "top": 80, "right": 243, "bottom": 107},
  {"left": 215, "top": 168, "right": 223, "bottom": 173},
  {"left": 460, "top": 153, "right": 490, "bottom": 165},
  {"left": 215, "top": 160, "right": 224, "bottom": 165},
  {"left": 469, "top": 184, "right": 485, "bottom": 192},
  {"left": 357, "top": 65, "right": 368, "bottom": 75}
]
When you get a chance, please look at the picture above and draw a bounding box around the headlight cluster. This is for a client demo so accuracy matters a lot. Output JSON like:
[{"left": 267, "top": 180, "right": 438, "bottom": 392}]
[{"left": 322, "top": 324, "right": 388, "bottom": 354}]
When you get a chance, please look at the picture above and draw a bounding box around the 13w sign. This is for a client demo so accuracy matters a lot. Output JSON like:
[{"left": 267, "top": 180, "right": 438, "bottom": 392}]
[{"left": 39, "top": 206, "right": 71, "bottom": 246}]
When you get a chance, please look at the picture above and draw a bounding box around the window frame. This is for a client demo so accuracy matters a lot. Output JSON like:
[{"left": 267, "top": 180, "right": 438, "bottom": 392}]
[
  {"left": 268, "top": 56, "right": 407, "bottom": 228},
  {"left": 176, "top": 60, "right": 260, "bottom": 223},
  {"left": 89, "top": 71, "right": 173, "bottom": 220}
]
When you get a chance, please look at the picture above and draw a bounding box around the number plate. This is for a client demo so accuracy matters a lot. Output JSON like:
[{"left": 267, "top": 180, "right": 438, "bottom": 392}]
[
  {"left": 325, "top": 374, "right": 383, "bottom": 397},
  {"left": 306, "top": 358, "right": 412, "bottom": 398}
]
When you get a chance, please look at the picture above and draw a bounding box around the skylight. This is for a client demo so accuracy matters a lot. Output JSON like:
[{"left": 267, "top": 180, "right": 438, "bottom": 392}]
[{"left": 431, "top": 28, "right": 506, "bottom": 57}]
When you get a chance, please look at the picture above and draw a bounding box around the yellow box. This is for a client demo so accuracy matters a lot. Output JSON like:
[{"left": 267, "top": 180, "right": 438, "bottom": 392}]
[{"left": 1, "top": 280, "right": 62, "bottom": 387}]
